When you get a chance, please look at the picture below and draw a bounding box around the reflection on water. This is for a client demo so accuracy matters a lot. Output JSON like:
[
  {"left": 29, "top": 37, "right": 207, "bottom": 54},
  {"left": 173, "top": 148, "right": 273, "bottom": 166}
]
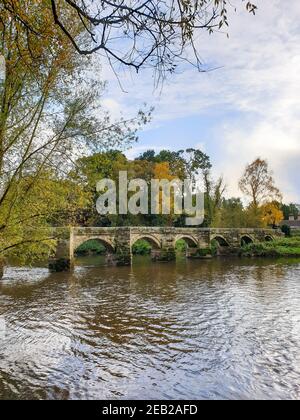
[{"left": 0, "top": 256, "right": 299, "bottom": 400}]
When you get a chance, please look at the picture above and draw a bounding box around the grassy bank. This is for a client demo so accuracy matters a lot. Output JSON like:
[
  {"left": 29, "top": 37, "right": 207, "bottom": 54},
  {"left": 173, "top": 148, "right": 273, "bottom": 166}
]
[{"left": 241, "top": 238, "right": 300, "bottom": 258}]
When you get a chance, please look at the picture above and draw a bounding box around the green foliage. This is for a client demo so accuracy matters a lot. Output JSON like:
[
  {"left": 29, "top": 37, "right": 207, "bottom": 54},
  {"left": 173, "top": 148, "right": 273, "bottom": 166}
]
[
  {"left": 71, "top": 148, "right": 211, "bottom": 228},
  {"left": 241, "top": 238, "right": 300, "bottom": 258},
  {"left": 281, "top": 225, "right": 291, "bottom": 238},
  {"left": 75, "top": 240, "right": 106, "bottom": 256},
  {"left": 212, "top": 198, "right": 265, "bottom": 228},
  {"left": 0, "top": 173, "right": 90, "bottom": 262},
  {"left": 203, "top": 173, "right": 226, "bottom": 227},
  {"left": 175, "top": 239, "right": 187, "bottom": 252},
  {"left": 281, "top": 203, "right": 299, "bottom": 220},
  {"left": 212, "top": 197, "right": 245, "bottom": 227},
  {"left": 132, "top": 240, "right": 152, "bottom": 255},
  {"left": 136, "top": 148, "right": 211, "bottom": 180},
  {"left": 0, "top": 11, "right": 150, "bottom": 262},
  {"left": 210, "top": 240, "right": 218, "bottom": 256},
  {"left": 196, "top": 248, "right": 212, "bottom": 257}
]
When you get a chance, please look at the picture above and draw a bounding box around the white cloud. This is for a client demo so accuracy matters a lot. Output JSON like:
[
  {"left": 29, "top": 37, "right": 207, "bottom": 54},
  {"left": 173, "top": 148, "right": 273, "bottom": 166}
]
[
  {"left": 99, "top": 0, "right": 300, "bottom": 202},
  {"left": 101, "top": 98, "right": 122, "bottom": 120},
  {"left": 215, "top": 120, "right": 300, "bottom": 202}
]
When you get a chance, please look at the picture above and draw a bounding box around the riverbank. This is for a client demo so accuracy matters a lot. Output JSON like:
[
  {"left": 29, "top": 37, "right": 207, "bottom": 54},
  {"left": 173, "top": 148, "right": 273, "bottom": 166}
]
[{"left": 241, "top": 237, "right": 300, "bottom": 258}]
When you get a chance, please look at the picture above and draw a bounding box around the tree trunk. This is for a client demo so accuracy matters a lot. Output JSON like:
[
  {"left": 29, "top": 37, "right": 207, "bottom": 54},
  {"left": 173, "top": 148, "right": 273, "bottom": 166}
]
[{"left": 0, "top": 258, "right": 5, "bottom": 279}]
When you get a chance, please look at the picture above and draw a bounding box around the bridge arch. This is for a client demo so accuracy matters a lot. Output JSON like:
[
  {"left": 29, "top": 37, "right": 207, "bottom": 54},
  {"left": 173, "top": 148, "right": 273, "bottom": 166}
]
[
  {"left": 131, "top": 235, "right": 161, "bottom": 250},
  {"left": 265, "top": 235, "right": 274, "bottom": 242},
  {"left": 74, "top": 237, "right": 115, "bottom": 254},
  {"left": 240, "top": 235, "right": 254, "bottom": 246},
  {"left": 175, "top": 235, "right": 198, "bottom": 248},
  {"left": 211, "top": 235, "right": 230, "bottom": 247}
]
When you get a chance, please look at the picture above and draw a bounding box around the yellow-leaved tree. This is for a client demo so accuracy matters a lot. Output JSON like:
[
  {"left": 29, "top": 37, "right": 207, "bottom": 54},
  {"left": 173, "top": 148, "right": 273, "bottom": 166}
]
[
  {"left": 261, "top": 202, "right": 284, "bottom": 228},
  {"left": 153, "top": 162, "right": 180, "bottom": 226}
]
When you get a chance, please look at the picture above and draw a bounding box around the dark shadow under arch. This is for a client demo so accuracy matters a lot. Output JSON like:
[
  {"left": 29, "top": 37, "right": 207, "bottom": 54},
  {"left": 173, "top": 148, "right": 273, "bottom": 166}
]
[
  {"left": 131, "top": 236, "right": 161, "bottom": 250},
  {"left": 175, "top": 236, "right": 198, "bottom": 248},
  {"left": 265, "top": 235, "right": 274, "bottom": 242},
  {"left": 131, "top": 236, "right": 162, "bottom": 258},
  {"left": 212, "top": 236, "right": 230, "bottom": 247},
  {"left": 241, "top": 235, "right": 254, "bottom": 246},
  {"left": 75, "top": 238, "right": 115, "bottom": 256}
]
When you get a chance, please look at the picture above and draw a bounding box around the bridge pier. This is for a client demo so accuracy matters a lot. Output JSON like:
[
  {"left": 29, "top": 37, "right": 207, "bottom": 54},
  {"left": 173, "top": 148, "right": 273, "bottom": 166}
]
[
  {"left": 151, "top": 247, "right": 176, "bottom": 262},
  {"left": 186, "top": 248, "right": 213, "bottom": 259},
  {"left": 187, "top": 230, "right": 212, "bottom": 259},
  {"left": 49, "top": 228, "right": 74, "bottom": 273},
  {"left": 151, "top": 231, "right": 176, "bottom": 262},
  {"left": 112, "top": 228, "right": 132, "bottom": 266},
  {"left": 231, "top": 230, "right": 243, "bottom": 249}
]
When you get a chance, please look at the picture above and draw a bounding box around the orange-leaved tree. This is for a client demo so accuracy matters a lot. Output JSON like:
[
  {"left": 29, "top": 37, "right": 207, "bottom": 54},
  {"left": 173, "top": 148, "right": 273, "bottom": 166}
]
[{"left": 261, "top": 202, "right": 284, "bottom": 228}]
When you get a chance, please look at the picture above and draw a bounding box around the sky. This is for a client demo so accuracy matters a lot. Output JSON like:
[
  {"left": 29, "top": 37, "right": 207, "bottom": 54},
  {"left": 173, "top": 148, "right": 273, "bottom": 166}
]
[{"left": 99, "top": 0, "right": 300, "bottom": 203}]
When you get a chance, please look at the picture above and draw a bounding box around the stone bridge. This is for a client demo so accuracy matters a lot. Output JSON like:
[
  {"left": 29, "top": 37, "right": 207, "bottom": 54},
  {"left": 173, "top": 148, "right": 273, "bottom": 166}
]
[{"left": 49, "top": 227, "right": 282, "bottom": 271}]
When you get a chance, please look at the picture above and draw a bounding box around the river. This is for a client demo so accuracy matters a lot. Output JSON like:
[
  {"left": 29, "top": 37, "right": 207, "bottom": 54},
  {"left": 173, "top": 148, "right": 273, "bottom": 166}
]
[{"left": 0, "top": 256, "right": 299, "bottom": 400}]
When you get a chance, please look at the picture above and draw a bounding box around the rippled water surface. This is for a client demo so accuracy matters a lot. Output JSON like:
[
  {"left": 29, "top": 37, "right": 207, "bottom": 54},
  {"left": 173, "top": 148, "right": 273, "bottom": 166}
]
[{"left": 0, "top": 257, "right": 299, "bottom": 400}]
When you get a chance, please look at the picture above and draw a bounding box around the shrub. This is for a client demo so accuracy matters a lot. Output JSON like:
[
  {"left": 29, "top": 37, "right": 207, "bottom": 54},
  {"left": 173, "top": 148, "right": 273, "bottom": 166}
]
[
  {"left": 175, "top": 239, "right": 187, "bottom": 252},
  {"left": 75, "top": 240, "right": 106, "bottom": 256},
  {"left": 210, "top": 240, "right": 218, "bottom": 256},
  {"left": 196, "top": 248, "right": 212, "bottom": 257},
  {"left": 132, "top": 240, "right": 152, "bottom": 255},
  {"left": 241, "top": 237, "right": 300, "bottom": 258},
  {"left": 281, "top": 225, "right": 291, "bottom": 237}
]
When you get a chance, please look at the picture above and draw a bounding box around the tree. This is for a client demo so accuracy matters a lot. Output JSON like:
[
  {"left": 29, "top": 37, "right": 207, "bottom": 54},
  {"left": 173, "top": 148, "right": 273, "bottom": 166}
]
[
  {"left": 184, "top": 148, "right": 212, "bottom": 180},
  {"left": 261, "top": 202, "right": 284, "bottom": 228},
  {"left": 152, "top": 162, "right": 181, "bottom": 226},
  {"left": 204, "top": 174, "right": 226, "bottom": 226},
  {"left": 71, "top": 149, "right": 210, "bottom": 227},
  {"left": 137, "top": 149, "right": 186, "bottom": 178},
  {"left": 281, "top": 203, "right": 299, "bottom": 221},
  {"left": 1, "top": 0, "right": 257, "bottom": 77},
  {"left": 0, "top": 172, "right": 90, "bottom": 263},
  {"left": 136, "top": 150, "right": 156, "bottom": 162},
  {"left": 212, "top": 197, "right": 245, "bottom": 228},
  {"left": 239, "top": 158, "right": 282, "bottom": 207},
  {"left": 153, "top": 162, "right": 174, "bottom": 181},
  {"left": 138, "top": 148, "right": 219, "bottom": 226},
  {"left": 0, "top": 4, "right": 150, "bottom": 260},
  {"left": 137, "top": 148, "right": 211, "bottom": 180},
  {"left": 243, "top": 205, "right": 264, "bottom": 228}
]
